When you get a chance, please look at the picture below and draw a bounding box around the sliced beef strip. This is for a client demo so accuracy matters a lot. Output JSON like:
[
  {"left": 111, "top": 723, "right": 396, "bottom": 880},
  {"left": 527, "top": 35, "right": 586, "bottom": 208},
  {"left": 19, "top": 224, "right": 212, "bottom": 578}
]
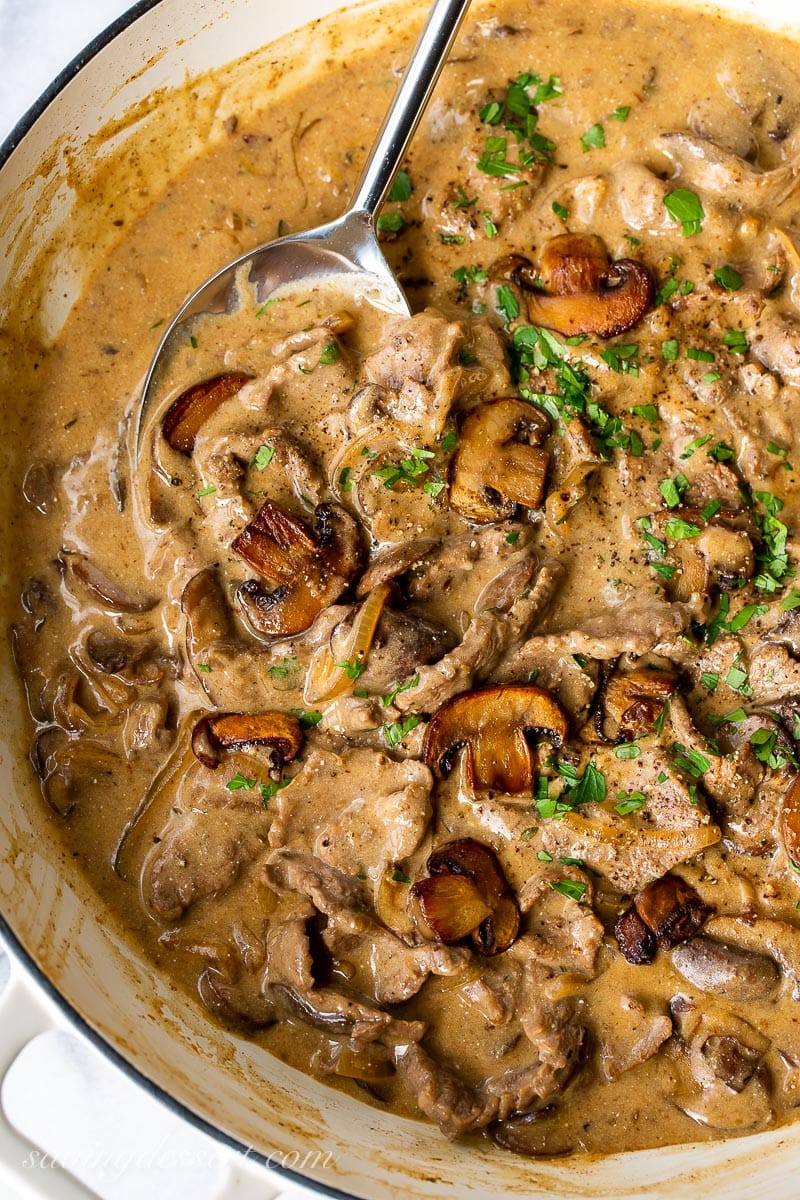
[
  {"left": 141, "top": 804, "right": 269, "bottom": 922},
  {"left": 599, "top": 996, "right": 673, "bottom": 1081},
  {"left": 267, "top": 748, "right": 433, "bottom": 883},
  {"left": 540, "top": 744, "right": 720, "bottom": 893},
  {"left": 322, "top": 907, "right": 470, "bottom": 1005},
  {"left": 531, "top": 594, "right": 693, "bottom": 660},
  {"left": 363, "top": 309, "right": 466, "bottom": 443},
  {"left": 393, "top": 564, "right": 561, "bottom": 714}
]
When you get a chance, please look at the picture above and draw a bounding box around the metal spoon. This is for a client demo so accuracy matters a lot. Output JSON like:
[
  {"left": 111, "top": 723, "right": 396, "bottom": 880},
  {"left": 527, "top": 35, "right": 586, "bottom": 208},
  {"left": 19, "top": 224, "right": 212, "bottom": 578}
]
[{"left": 135, "top": 0, "right": 472, "bottom": 452}]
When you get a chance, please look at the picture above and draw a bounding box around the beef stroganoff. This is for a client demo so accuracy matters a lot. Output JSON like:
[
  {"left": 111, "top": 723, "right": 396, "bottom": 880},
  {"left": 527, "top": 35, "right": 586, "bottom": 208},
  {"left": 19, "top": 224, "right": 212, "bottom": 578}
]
[{"left": 9, "top": 0, "right": 800, "bottom": 1157}]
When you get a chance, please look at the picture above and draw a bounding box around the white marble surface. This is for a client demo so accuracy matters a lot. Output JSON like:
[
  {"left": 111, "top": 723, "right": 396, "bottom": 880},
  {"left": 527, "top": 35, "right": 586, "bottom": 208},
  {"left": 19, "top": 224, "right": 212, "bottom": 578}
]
[{"left": 0, "top": 0, "right": 135, "bottom": 144}]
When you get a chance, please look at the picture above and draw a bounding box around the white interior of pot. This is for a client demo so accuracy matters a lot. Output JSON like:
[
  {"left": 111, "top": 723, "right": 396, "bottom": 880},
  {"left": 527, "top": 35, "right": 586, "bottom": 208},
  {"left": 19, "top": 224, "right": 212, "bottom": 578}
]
[{"left": 2, "top": 0, "right": 800, "bottom": 1195}]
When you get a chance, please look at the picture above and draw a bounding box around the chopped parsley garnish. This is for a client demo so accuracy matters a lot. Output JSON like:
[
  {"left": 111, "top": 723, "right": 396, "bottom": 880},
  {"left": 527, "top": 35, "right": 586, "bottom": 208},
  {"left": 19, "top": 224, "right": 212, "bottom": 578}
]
[
  {"left": 727, "top": 602, "right": 769, "bottom": 632},
  {"left": 197, "top": 663, "right": 211, "bottom": 673},
  {"left": 680, "top": 434, "right": 712, "bottom": 459},
  {"left": 614, "top": 742, "right": 641, "bottom": 760},
  {"left": 661, "top": 339, "right": 679, "bottom": 361},
  {"left": 552, "top": 201, "right": 569, "bottom": 220},
  {"left": 752, "top": 490, "right": 793, "bottom": 593},
  {"left": 701, "top": 671, "right": 719, "bottom": 692},
  {"left": 505, "top": 530, "right": 520, "bottom": 545},
  {"left": 707, "top": 440, "right": 735, "bottom": 463},
  {"left": 601, "top": 343, "right": 640, "bottom": 376},
  {"left": 226, "top": 772, "right": 257, "bottom": 791},
  {"left": 514, "top": 324, "right": 640, "bottom": 460},
  {"left": 703, "top": 371, "right": 721, "bottom": 384},
  {"left": 725, "top": 657, "right": 753, "bottom": 697},
  {"left": 664, "top": 188, "right": 705, "bottom": 236},
  {"left": 453, "top": 264, "right": 489, "bottom": 293},
  {"left": 372, "top": 446, "right": 437, "bottom": 489},
  {"left": 609, "top": 105, "right": 631, "bottom": 121},
  {"left": 377, "top": 212, "right": 406, "bottom": 234},
  {"left": 686, "top": 346, "right": 715, "bottom": 363},
  {"left": 382, "top": 714, "right": 422, "bottom": 747},
  {"left": 392, "top": 868, "right": 411, "bottom": 884},
  {"left": 537, "top": 849, "right": 553, "bottom": 862},
  {"left": 671, "top": 742, "right": 712, "bottom": 778},
  {"left": 496, "top": 285, "right": 521, "bottom": 324},
  {"left": 713, "top": 265, "right": 743, "bottom": 291},
  {"left": 580, "top": 123, "right": 606, "bottom": 152},
  {"left": 701, "top": 499, "right": 721, "bottom": 522},
  {"left": 189, "top": 335, "right": 198, "bottom": 349},
  {"left": 664, "top": 515, "right": 702, "bottom": 540},
  {"left": 260, "top": 777, "right": 291, "bottom": 806},
  {"left": 197, "top": 485, "right": 217, "bottom": 498},
  {"left": 440, "top": 429, "right": 459, "bottom": 453},
  {"left": 615, "top": 791, "right": 646, "bottom": 816},
  {"left": 318, "top": 341, "right": 339, "bottom": 365},
  {"left": 550, "top": 879, "right": 587, "bottom": 902},
  {"left": 339, "top": 467, "right": 352, "bottom": 492},
  {"left": 630, "top": 403, "right": 659, "bottom": 423},
  {"left": 483, "top": 212, "right": 499, "bottom": 238},
  {"left": 250, "top": 443, "right": 275, "bottom": 470},
  {"left": 388, "top": 170, "right": 413, "bottom": 202},
  {"left": 750, "top": 727, "right": 797, "bottom": 771},
  {"left": 440, "top": 232, "right": 466, "bottom": 245},
  {"left": 454, "top": 186, "right": 477, "bottom": 208},
  {"left": 781, "top": 590, "right": 800, "bottom": 611},
  {"left": 659, "top": 473, "right": 689, "bottom": 509},
  {"left": 290, "top": 709, "right": 323, "bottom": 728},
  {"left": 381, "top": 674, "right": 420, "bottom": 707},
  {"left": 337, "top": 657, "right": 366, "bottom": 681},
  {"left": 268, "top": 655, "right": 297, "bottom": 680},
  {"left": 477, "top": 71, "right": 562, "bottom": 175},
  {"left": 722, "top": 328, "right": 748, "bottom": 355}
]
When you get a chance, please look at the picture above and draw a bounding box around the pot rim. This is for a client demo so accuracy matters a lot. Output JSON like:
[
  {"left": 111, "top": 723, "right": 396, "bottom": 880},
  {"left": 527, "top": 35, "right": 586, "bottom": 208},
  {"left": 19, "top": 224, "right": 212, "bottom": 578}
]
[{"left": 0, "top": 3, "right": 358, "bottom": 1195}]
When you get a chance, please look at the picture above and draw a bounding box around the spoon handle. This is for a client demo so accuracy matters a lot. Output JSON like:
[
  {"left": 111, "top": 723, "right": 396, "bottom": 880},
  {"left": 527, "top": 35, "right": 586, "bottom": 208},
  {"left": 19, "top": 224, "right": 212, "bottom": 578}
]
[{"left": 349, "top": 0, "right": 472, "bottom": 217}]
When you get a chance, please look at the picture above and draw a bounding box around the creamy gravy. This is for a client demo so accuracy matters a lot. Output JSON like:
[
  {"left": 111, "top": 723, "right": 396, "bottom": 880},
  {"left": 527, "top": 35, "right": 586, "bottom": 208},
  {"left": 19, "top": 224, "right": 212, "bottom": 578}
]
[{"left": 8, "top": 0, "right": 800, "bottom": 1158}]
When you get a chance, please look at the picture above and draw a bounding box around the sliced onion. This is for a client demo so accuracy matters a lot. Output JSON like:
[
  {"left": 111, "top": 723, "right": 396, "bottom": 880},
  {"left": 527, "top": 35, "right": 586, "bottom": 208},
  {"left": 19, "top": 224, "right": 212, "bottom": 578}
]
[{"left": 304, "top": 582, "right": 391, "bottom": 704}]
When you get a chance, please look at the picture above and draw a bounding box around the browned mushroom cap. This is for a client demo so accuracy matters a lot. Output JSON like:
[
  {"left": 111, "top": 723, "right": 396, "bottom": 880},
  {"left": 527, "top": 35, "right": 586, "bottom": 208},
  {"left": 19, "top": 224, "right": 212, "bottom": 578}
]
[
  {"left": 409, "top": 838, "right": 520, "bottom": 955},
  {"left": 162, "top": 372, "right": 253, "bottom": 454},
  {"left": 649, "top": 508, "right": 755, "bottom": 603},
  {"left": 449, "top": 399, "right": 551, "bottom": 523},
  {"left": 615, "top": 874, "right": 712, "bottom": 965},
  {"left": 191, "top": 711, "right": 304, "bottom": 768},
  {"left": 232, "top": 500, "right": 363, "bottom": 638},
  {"left": 613, "top": 906, "right": 657, "bottom": 965},
  {"left": 634, "top": 874, "right": 713, "bottom": 948},
  {"left": 512, "top": 233, "right": 654, "bottom": 338},
  {"left": 423, "top": 684, "right": 569, "bottom": 793},
  {"left": 599, "top": 668, "right": 677, "bottom": 742}
]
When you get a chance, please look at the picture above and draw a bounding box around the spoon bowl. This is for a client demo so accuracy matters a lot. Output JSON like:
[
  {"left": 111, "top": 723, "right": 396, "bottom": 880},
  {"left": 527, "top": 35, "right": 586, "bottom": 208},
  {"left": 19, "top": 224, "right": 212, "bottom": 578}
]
[{"left": 135, "top": 0, "right": 472, "bottom": 453}]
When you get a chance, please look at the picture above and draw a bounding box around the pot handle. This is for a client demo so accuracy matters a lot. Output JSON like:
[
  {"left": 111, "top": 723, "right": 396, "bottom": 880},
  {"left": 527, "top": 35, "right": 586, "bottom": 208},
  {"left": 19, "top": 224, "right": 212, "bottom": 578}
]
[
  {"left": 0, "top": 936, "right": 101, "bottom": 1200},
  {"left": 0, "top": 936, "right": 323, "bottom": 1200}
]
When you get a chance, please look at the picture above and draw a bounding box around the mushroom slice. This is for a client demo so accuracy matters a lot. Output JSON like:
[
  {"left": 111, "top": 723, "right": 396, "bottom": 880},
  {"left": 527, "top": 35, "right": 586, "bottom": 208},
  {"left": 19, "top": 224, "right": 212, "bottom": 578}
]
[
  {"left": 648, "top": 508, "right": 755, "bottom": 603},
  {"left": 423, "top": 685, "right": 569, "bottom": 794},
  {"left": 600, "top": 668, "right": 677, "bottom": 742},
  {"left": 671, "top": 937, "right": 780, "bottom": 1002},
  {"left": 191, "top": 711, "right": 304, "bottom": 768},
  {"left": 634, "top": 874, "right": 713, "bottom": 948},
  {"left": 162, "top": 371, "right": 253, "bottom": 454},
  {"left": 615, "top": 874, "right": 712, "bottom": 965},
  {"left": 512, "top": 234, "right": 654, "bottom": 338},
  {"left": 233, "top": 500, "right": 363, "bottom": 638},
  {"left": 449, "top": 399, "right": 551, "bottom": 523},
  {"left": 409, "top": 838, "right": 521, "bottom": 955},
  {"left": 613, "top": 906, "right": 657, "bottom": 965}
]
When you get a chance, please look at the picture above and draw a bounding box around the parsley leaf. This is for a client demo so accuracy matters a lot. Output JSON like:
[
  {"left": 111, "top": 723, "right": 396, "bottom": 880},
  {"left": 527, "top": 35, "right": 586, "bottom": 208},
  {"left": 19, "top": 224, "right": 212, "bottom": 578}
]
[{"left": 664, "top": 188, "right": 705, "bottom": 236}]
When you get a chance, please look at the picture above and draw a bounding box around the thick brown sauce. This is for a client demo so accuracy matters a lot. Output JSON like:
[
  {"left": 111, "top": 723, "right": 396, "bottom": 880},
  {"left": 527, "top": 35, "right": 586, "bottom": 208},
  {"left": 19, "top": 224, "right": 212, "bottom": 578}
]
[{"left": 8, "top": 0, "right": 800, "bottom": 1158}]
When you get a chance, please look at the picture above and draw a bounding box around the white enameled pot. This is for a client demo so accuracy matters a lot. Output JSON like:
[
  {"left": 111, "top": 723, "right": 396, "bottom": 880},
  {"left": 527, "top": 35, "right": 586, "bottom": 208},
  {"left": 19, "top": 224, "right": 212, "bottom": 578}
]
[{"left": 2, "top": 0, "right": 800, "bottom": 1196}]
